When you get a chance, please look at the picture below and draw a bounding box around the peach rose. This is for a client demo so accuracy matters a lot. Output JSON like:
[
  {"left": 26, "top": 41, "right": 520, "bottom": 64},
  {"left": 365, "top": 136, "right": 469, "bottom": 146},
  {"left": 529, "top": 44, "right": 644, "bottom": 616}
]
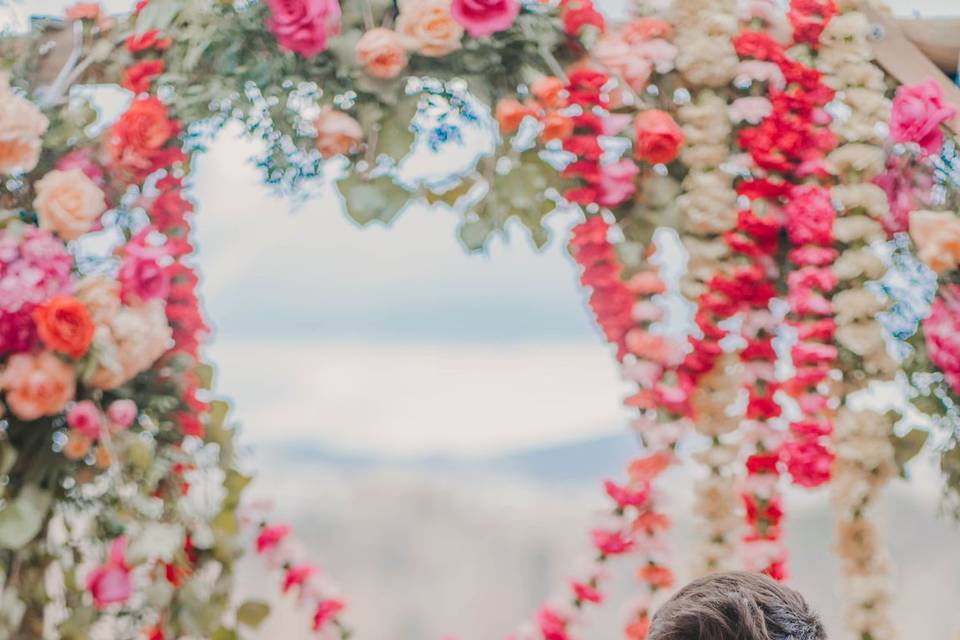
[
  {"left": 34, "top": 169, "right": 107, "bottom": 241},
  {"left": 540, "top": 113, "right": 573, "bottom": 142},
  {"left": 355, "top": 28, "right": 409, "bottom": 80},
  {"left": 396, "top": 0, "right": 464, "bottom": 58},
  {"left": 494, "top": 98, "right": 534, "bottom": 134},
  {"left": 75, "top": 276, "right": 122, "bottom": 325},
  {"left": 0, "top": 79, "right": 50, "bottom": 175},
  {"left": 531, "top": 76, "right": 565, "bottom": 110},
  {"left": 313, "top": 107, "right": 364, "bottom": 159},
  {"left": 909, "top": 210, "right": 960, "bottom": 274},
  {"left": 88, "top": 301, "right": 172, "bottom": 390},
  {"left": 0, "top": 351, "right": 76, "bottom": 421}
]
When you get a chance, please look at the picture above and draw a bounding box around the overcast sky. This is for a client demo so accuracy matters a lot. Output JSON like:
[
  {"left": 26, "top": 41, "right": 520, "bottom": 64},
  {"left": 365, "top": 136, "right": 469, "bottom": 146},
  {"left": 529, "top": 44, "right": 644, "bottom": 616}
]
[{"left": 7, "top": 0, "right": 957, "bottom": 457}]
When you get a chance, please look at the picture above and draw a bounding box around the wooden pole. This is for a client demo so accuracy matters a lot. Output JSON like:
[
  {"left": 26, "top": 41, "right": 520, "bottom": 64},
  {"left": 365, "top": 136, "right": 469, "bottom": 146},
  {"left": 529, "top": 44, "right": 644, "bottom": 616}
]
[{"left": 862, "top": 4, "right": 960, "bottom": 135}]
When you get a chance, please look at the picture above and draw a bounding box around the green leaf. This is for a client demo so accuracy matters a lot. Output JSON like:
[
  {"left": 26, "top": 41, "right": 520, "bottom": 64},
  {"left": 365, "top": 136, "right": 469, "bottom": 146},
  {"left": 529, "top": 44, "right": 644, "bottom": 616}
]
[
  {"left": 236, "top": 601, "right": 271, "bottom": 629},
  {"left": 0, "top": 485, "right": 53, "bottom": 550},
  {"left": 195, "top": 363, "right": 215, "bottom": 390},
  {"left": 211, "top": 628, "right": 238, "bottom": 640},
  {"left": 892, "top": 429, "right": 929, "bottom": 478},
  {"left": 458, "top": 218, "right": 493, "bottom": 253},
  {"left": 338, "top": 174, "right": 411, "bottom": 226},
  {"left": 135, "top": 0, "right": 184, "bottom": 33}
]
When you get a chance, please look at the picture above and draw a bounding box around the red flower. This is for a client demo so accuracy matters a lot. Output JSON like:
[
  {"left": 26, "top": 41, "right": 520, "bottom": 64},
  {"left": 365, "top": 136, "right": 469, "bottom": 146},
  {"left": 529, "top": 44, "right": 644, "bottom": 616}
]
[
  {"left": 561, "top": 0, "right": 605, "bottom": 36},
  {"left": 122, "top": 59, "right": 165, "bottom": 94},
  {"left": 175, "top": 411, "right": 204, "bottom": 438},
  {"left": 33, "top": 296, "right": 95, "bottom": 359},
  {"left": 633, "top": 110, "right": 685, "bottom": 165},
  {"left": 592, "top": 529, "right": 635, "bottom": 556},
  {"left": 746, "top": 451, "right": 781, "bottom": 475},
  {"left": 785, "top": 185, "right": 835, "bottom": 246},
  {"left": 255, "top": 524, "right": 290, "bottom": 554},
  {"left": 788, "top": 0, "right": 838, "bottom": 46},
  {"left": 312, "top": 598, "right": 346, "bottom": 631},
  {"left": 107, "top": 97, "right": 183, "bottom": 178},
  {"left": 637, "top": 563, "right": 674, "bottom": 589},
  {"left": 283, "top": 564, "right": 317, "bottom": 594},
  {"left": 126, "top": 29, "right": 172, "bottom": 53},
  {"left": 604, "top": 480, "right": 649, "bottom": 509},
  {"left": 783, "top": 440, "right": 833, "bottom": 487},
  {"left": 733, "top": 31, "right": 785, "bottom": 62},
  {"left": 571, "top": 580, "right": 603, "bottom": 604},
  {"left": 537, "top": 606, "right": 569, "bottom": 640}
]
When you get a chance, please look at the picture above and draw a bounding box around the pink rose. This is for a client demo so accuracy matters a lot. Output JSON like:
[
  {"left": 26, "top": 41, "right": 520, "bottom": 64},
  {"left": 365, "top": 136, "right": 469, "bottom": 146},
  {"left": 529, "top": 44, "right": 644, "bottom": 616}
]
[
  {"left": 119, "top": 254, "right": 170, "bottom": 303},
  {"left": 87, "top": 537, "right": 132, "bottom": 610},
  {"left": 67, "top": 400, "right": 102, "bottom": 439},
  {"left": 265, "top": 0, "right": 341, "bottom": 58},
  {"left": 107, "top": 399, "right": 138, "bottom": 430},
  {"left": 924, "top": 287, "right": 960, "bottom": 394},
  {"left": 890, "top": 79, "right": 957, "bottom": 156},
  {"left": 0, "top": 351, "right": 76, "bottom": 421},
  {"left": 451, "top": 0, "right": 520, "bottom": 38},
  {"left": 355, "top": 28, "right": 408, "bottom": 79},
  {"left": 56, "top": 148, "right": 106, "bottom": 188},
  {"left": 596, "top": 159, "right": 639, "bottom": 207}
]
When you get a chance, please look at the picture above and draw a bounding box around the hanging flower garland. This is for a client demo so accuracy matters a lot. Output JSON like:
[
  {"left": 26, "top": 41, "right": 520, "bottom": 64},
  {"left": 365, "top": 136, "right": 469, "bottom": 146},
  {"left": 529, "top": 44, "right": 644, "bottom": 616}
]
[
  {"left": 670, "top": 0, "right": 745, "bottom": 577},
  {"left": 817, "top": 5, "right": 903, "bottom": 639}
]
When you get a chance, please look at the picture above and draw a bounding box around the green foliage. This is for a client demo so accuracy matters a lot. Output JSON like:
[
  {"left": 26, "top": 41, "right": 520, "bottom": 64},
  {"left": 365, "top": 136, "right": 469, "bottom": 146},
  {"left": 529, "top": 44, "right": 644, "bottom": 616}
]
[{"left": 0, "top": 485, "right": 52, "bottom": 550}]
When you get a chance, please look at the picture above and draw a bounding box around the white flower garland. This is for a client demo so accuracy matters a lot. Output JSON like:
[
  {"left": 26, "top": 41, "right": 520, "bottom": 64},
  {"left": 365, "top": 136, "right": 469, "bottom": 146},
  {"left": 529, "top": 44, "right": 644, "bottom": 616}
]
[{"left": 820, "top": 6, "right": 900, "bottom": 639}]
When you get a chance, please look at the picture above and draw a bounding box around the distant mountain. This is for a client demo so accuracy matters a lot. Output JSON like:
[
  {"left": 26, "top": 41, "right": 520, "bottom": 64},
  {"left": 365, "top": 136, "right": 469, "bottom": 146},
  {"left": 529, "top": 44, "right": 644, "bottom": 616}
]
[{"left": 253, "top": 429, "right": 640, "bottom": 484}]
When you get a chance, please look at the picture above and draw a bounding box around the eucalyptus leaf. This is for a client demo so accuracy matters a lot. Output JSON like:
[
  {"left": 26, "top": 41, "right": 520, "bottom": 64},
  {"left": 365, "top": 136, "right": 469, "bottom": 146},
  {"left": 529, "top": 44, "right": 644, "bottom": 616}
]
[
  {"left": 236, "top": 601, "right": 271, "bottom": 629},
  {"left": 135, "top": 0, "right": 184, "bottom": 33},
  {"left": 338, "top": 174, "right": 411, "bottom": 226},
  {"left": 0, "top": 485, "right": 53, "bottom": 550}
]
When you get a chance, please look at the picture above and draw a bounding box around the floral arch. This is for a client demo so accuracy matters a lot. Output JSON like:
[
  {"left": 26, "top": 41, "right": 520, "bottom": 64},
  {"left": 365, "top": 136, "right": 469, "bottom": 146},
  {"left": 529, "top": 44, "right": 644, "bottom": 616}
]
[{"left": 1, "top": 0, "right": 960, "bottom": 639}]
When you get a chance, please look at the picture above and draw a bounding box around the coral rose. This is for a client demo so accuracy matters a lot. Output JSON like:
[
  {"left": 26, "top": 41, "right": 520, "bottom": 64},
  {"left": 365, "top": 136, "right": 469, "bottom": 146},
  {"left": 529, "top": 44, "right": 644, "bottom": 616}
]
[
  {"left": 34, "top": 295, "right": 96, "bottom": 359},
  {"left": 107, "top": 97, "right": 182, "bottom": 178},
  {"left": 909, "top": 210, "right": 960, "bottom": 274},
  {"left": 355, "top": 28, "right": 408, "bottom": 80},
  {"left": 0, "top": 351, "right": 76, "bottom": 421},
  {"left": 33, "top": 169, "right": 107, "bottom": 241},
  {"left": 396, "top": 0, "right": 464, "bottom": 57},
  {"left": 531, "top": 76, "right": 565, "bottom": 109},
  {"left": 890, "top": 79, "right": 957, "bottom": 156},
  {"left": 540, "top": 113, "right": 573, "bottom": 142},
  {"left": 265, "top": 0, "right": 341, "bottom": 57},
  {"left": 633, "top": 109, "right": 685, "bottom": 164},
  {"left": 0, "top": 78, "right": 50, "bottom": 175},
  {"left": 313, "top": 107, "right": 363, "bottom": 159},
  {"left": 122, "top": 59, "right": 165, "bottom": 94},
  {"left": 494, "top": 98, "right": 532, "bottom": 134},
  {"left": 450, "top": 0, "right": 520, "bottom": 38}
]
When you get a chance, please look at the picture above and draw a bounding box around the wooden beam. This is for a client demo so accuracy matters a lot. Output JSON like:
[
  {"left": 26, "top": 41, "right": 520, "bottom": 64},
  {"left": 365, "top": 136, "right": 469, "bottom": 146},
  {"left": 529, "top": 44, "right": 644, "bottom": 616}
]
[
  {"left": 863, "top": 4, "right": 960, "bottom": 136},
  {"left": 897, "top": 17, "right": 960, "bottom": 76}
]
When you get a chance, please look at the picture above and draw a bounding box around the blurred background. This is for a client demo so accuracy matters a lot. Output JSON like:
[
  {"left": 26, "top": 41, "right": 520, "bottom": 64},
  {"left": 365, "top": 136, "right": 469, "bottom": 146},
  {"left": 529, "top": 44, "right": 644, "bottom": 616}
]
[{"left": 8, "top": 0, "right": 960, "bottom": 638}]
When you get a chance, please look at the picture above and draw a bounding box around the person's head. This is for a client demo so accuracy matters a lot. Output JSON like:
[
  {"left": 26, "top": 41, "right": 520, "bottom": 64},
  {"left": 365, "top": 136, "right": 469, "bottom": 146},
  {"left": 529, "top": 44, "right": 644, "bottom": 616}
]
[{"left": 648, "top": 571, "right": 826, "bottom": 640}]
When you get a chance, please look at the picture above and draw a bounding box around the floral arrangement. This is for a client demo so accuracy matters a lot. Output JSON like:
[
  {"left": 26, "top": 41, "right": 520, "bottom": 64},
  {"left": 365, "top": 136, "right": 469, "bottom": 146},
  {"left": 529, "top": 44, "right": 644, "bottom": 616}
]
[{"left": 2, "top": 1, "right": 960, "bottom": 639}]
